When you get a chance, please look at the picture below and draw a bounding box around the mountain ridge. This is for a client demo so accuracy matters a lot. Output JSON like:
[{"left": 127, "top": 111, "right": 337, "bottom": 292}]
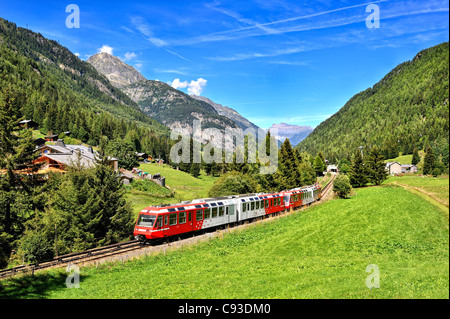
[{"left": 296, "top": 42, "right": 449, "bottom": 162}]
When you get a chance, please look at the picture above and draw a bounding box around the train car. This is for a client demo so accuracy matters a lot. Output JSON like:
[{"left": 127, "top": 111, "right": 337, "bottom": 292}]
[
  {"left": 192, "top": 197, "right": 237, "bottom": 230},
  {"left": 236, "top": 193, "right": 266, "bottom": 222},
  {"left": 282, "top": 189, "right": 303, "bottom": 211},
  {"left": 259, "top": 192, "right": 285, "bottom": 216},
  {"left": 134, "top": 201, "right": 206, "bottom": 241}
]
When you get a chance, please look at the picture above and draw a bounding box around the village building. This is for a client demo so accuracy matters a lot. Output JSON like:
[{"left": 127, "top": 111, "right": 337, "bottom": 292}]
[
  {"left": 35, "top": 139, "right": 118, "bottom": 172},
  {"left": 385, "top": 161, "right": 402, "bottom": 175},
  {"left": 326, "top": 164, "right": 338, "bottom": 174},
  {"left": 401, "top": 164, "right": 418, "bottom": 174}
]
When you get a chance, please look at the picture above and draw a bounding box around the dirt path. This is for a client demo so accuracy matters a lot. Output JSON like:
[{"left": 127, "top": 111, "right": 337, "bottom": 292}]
[{"left": 392, "top": 181, "right": 449, "bottom": 217}]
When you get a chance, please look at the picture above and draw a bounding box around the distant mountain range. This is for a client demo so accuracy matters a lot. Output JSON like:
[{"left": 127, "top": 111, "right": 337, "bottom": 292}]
[{"left": 267, "top": 123, "right": 313, "bottom": 146}]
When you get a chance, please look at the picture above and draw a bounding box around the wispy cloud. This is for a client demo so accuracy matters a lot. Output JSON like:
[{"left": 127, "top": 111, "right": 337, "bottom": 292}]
[
  {"left": 122, "top": 52, "right": 137, "bottom": 61},
  {"left": 130, "top": 16, "right": 191, "bottom": 62},
  {"left": 154, "top": 68, "right": 189, "bottom": 75},
  {"left": 207, "top": 0, "right": 449, "bottom": 62}
]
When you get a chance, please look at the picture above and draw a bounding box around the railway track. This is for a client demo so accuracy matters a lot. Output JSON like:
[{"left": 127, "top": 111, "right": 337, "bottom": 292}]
[
  {"left": 320, "top": 174, "right": 336, "bottom": 200},
  {"left": 1, "top": 176, "right": 336, "bottom": 280},
  {"left": 0, "top": 240, "right": 142, "bottom": 279}
]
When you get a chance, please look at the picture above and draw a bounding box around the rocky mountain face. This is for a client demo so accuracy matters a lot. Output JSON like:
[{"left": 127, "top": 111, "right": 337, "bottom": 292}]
[
  {"left": 191, "top": 95, "right": 263, "bottom": 133},
  {"left": 87, "top": 52, "right": 266, "bottom": 148},
  {"left": 87, "top": 52, "right": 145, "bottom": 89},
  {"left": 267, "top": 123, "right": 313, "bottom": 146}
]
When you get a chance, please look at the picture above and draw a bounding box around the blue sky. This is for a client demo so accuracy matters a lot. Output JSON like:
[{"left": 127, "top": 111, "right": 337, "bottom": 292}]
[{"left": 1, "top": 0, "right": 448, "bottom": 129}]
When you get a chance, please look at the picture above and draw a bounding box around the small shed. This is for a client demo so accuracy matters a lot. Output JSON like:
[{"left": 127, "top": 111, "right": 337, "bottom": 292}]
[
  {"left": 19, "top": 119, "right": 39, "bottom": 129},
  {"left": 401, "top": 164, "right": 418, "bottom": 174},
  {"left": 45, "top": 134, "right": 59, "bottom": 142},
  {"left": 120, "top": 171, "right": 135, "bottom": 185}
]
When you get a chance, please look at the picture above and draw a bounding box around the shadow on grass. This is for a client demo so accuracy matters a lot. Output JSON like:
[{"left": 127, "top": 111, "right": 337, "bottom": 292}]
[{"left": 0, "top": 271, "right": 88, "bottom": 299}]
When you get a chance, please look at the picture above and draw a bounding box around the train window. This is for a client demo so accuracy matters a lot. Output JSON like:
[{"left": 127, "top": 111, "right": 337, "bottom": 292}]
[
  {"left": 169, "top": 213, "right": 177, "bottom": 226},
  {"left": 226, "top": 207, "right": 229, "bottom": 215},
  {"left": 179, "top": 212, "right": 186, "bottom": 224},
  {"left": 188, "top": 212, "right": 192, "bottom": 222},
  {"left": 265, "top": 200, "right": 268, "bottom": 208},
  {"left": 242, "top": 203, "right": 247, "bottom": 212},
  {"left": 229, "top": 206, "right": 234, "bottom": 215},
  {"left": 278, "top": 197, "right": 281, "bottom": 205},
  {"left": 255, "top": 201, "right": 259, "bottom": 209},
  {"left": 155, "top": 216, "right": 163, "bottom": 228},
  {"left": 218, "top": 206, "right": 224, "bottom": 217},
  {"left": 251, "top": 202, "right": 255, "bottom": 210},
  {"left": 212, "top": 207, "right": 218, "bottom": 218},
  {"left": 204, "top": 208, "right": 211, "bottom": 219},
  {"left": 247, "top": 203, "right": 250, "bottom": 211},
  {"left": 164, "top": 215, "right": 168, "bottom": 225},
  {"left": 196, "top": 210, "right": 203, "bottom": 221},
  {"left": 137, "top": 214, "right": 156, "bottom": 227}
]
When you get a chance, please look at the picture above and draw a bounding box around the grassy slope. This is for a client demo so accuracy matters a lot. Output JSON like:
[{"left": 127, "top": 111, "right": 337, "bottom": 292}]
[
  {"left": 386, "top": 175, "right": 449, "bottom": 208},
  {"left": 125, "top": 163, "right": 219, "bottom": 216},
  {"left": 4, "top": 181, "right": 447, "bottom": 299}
]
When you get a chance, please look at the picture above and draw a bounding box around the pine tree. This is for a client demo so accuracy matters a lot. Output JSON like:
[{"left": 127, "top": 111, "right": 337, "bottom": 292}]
[
  {"left": 0, "top": 87, "right": 42, "bottom": 266},
  {"left": 365, "top": 146, "right": 388, "bottom": 186},
  {"left": 349, "top": 149, "right": 367, "bottom": 187},
  {"left": 423, "top": 146, "right": 435, "bottom": 175},
  {"left": 313, "top": 154, "right": 326, "bottom": 177},
  {"left": 411, "top": 147, "right": 421, "bottom": 166}
]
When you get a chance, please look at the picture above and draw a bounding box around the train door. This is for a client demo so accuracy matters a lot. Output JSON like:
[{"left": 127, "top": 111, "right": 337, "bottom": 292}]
[
  {"left": 226, "top": 205, "right": 236, "bottom": 224},
  {"left": 154, "top": 215, "right": 163, "bottom": 238},
  {"left": 187, "top": 209, "right": 194, "bottom": 232},
  {"left": 162, "top": 213, "right": 169, "bottom": 238}
]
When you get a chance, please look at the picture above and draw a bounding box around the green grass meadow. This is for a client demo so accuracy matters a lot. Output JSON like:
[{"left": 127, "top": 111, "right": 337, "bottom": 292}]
[
  {"left": 125, "top": 163, "right": 219, "bottom": 216},
  {"left": 2, "top": 183, "right": 448, "bottom": 299}
]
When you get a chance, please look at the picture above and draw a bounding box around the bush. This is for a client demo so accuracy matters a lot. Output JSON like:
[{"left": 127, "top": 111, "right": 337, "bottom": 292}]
[
  {"left": 208, "top": 171, "right": 258, "bottom": 197},
  {"left": 333, "top": 174, "right": 352, "bottom": 199},
  {"left": 432, "top": 168, "right": 441, "bottom": 177}
]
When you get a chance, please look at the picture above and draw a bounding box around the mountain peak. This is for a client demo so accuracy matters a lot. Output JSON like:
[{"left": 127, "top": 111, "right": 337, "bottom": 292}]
[{"left": 87, "top": 52, "right": 145, "bottom": 88}]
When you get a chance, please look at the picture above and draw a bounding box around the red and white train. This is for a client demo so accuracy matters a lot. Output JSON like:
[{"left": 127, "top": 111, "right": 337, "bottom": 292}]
[{"left": 134, "top": 184, "right": 322, "bottom": 243}]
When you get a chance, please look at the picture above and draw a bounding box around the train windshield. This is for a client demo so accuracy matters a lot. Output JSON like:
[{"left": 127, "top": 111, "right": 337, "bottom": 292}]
[{"left": 137, "top": 214, "right": 157, "bottom": 227}]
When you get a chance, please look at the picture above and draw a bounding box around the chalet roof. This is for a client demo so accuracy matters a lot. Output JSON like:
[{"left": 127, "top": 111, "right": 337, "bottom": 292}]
[
  {"left": 44, "top": 153, "right": 96, "bottom": 169},
  {"left": 19, "top": 119, "right": 37, "bottom": 124}
]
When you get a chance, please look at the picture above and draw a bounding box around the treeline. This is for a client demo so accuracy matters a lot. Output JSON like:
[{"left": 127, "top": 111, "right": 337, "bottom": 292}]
[
  {"left": 0, "top": 94, "right": 135, "bottom": 267},
  {"left": 297, "top": 42, "right": 449, "bottom": 166},
  {"left": 170, "top": 132, "right": 319, "bottom": 197}
]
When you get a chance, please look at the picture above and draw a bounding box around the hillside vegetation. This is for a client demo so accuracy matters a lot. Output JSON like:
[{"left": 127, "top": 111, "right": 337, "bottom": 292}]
[
  {"left": 3, "top": 182, "right": 447, "bottom": 299},
  {"left": 0, "top": 18, "right": 170, "bottom": 150},
  {"left": 297, "top": 42, "right": 449, "bottom": 163}
]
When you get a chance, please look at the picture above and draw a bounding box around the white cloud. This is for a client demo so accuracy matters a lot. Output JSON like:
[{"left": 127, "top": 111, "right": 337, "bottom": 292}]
[
  {"left": 170, "top": 78, "right": 189, "bottom": 90},
  {"left": 123, "top": 52, "right": 137, "bottom": 61},
  {"left": 98, "top": 45, "right": 114, "bottom": 55},
  {"left": 187, "top": 78, "right": 207, "bottom": 96},
  {"left": 169, "top": 78, "right": 208, "bottom": 96}
]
